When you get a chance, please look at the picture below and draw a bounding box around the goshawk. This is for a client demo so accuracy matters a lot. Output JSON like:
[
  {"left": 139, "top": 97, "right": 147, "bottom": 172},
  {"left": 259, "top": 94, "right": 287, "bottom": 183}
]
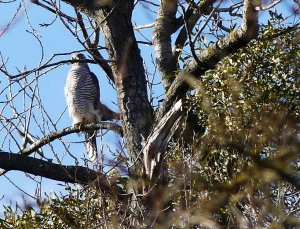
[{"left": 65, "top": 53, "right": 119, "bottom": 163}]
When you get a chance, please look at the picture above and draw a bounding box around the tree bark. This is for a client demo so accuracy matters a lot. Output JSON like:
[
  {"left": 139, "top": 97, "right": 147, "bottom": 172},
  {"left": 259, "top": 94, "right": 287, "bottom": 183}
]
[{"left": 153, "top": 0, "right": 179, "bottom": 90}]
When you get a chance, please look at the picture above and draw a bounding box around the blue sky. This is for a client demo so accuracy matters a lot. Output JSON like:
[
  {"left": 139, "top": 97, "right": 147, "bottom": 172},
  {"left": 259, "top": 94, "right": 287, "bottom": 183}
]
[{"left": 0, "top": 0, "right": 298, "bottom": 218}]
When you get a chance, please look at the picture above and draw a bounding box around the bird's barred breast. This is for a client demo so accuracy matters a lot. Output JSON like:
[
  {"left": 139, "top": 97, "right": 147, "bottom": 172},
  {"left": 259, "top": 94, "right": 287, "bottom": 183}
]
[{"left": 65, "top": 67, "right": 98, "bottom": 120}]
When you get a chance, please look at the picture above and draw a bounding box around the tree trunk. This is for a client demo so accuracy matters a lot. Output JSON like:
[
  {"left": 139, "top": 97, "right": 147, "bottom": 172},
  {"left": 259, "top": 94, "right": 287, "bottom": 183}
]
[{"left": 95, "top": 1, "right": 154, "bottom": 179}]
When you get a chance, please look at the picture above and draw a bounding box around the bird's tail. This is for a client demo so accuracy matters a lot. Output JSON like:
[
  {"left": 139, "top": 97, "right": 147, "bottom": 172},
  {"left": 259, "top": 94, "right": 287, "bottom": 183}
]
[
  {"left": 96, "top": 102, "right": 120, "bottom": 121},
  {"left": 85, "top": 130, "right": 98, "bottom": 164}
]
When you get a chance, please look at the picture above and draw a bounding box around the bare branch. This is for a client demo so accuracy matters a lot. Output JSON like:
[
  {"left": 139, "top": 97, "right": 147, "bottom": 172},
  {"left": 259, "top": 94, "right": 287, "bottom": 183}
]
[
  {"left": 255, "top": 0, "right": 282, "bottom": 11},
  {"left": 58, "top": 0, "right": 113, "bottom": 10},
  {"left": 134, "top": 22, "right": 155, "bottom": 30},
  {"left": 0, "top": 114, "right": 43, "bottom": 156},
  {"left": 0, "top": 150, "right": 96, "bottom": 183},
  {"left": 173, "top": 0, "right": 217, "bottom": 63},
  {"left": 21, "top": 122, "right": 123, "bottom": 156},
  {"left": 180, "top": 4, "right": 201, "bottom": 65},
  {"left": 0, "top": 58, "right": 112, "bottom": 80},
  {"left": 30, "top": 0, "right": 76, "bottom": 22},
  {"left": 153, "top": 0, "right": 179, "bottom": 90},
  {"left": 173, "top": 0, "right": 216, "bottom": 74},
  {"left": 74, "top": 10, "right": 115, "bottom": 82},
  {"left": 0, "top": 150, "right": 127, "bottom": 199},
  {"left": 0, "top": 3, "right": 22, "bottom": 37}
]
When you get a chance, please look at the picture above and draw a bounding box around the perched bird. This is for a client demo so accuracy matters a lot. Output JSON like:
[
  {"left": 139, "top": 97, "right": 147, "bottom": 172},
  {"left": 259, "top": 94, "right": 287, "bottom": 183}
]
[{"left": 65, "top": 53, "right": 119, "bottom": 163}]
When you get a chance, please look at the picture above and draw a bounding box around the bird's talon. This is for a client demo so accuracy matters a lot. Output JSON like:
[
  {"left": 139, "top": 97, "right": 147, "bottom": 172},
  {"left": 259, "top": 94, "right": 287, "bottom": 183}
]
[{"left": 74, "top": 123, "right": 83, "bottom": 130}]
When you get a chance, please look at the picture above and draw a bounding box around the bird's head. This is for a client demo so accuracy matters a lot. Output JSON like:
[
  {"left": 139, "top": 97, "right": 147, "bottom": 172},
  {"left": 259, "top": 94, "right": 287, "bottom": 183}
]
[{"left": 71, "top": 53, "right": 86, "bottom": 61}]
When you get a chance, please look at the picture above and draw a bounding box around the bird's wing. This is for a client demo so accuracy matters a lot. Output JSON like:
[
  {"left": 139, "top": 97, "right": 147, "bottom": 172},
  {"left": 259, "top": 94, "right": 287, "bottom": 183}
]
[{"left": 90, "top": 71, "right": 100, "bottom": 110}]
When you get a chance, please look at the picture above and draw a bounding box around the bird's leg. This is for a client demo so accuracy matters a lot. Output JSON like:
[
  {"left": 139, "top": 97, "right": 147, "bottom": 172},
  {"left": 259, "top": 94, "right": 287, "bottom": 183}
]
[
  {"left": 74, "top": 118, "right": 85, "bottom": 131},
  {"left": 73, "top": 122, "right": 82, "bottom": 130}
]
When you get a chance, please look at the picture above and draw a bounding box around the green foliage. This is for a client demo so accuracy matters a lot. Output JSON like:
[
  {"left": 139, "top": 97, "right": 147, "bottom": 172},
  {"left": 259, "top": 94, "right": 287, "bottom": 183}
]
[
  {"left": 1, "top": 185, "right": 123, "bottom": 229},
  {"left": 166, "top": 26, "right": 300, "bottom": 227}
]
